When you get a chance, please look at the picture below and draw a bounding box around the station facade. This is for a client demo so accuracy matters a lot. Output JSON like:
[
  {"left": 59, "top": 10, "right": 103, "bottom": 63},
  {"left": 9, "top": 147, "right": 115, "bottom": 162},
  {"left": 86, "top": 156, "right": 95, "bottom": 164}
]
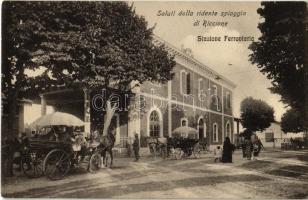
[
  {"left": 133, "top": 36, "right": 236, "bottom": 148},
  {"left": 34, "top": 36, "right": 236, "bottom": 149}
]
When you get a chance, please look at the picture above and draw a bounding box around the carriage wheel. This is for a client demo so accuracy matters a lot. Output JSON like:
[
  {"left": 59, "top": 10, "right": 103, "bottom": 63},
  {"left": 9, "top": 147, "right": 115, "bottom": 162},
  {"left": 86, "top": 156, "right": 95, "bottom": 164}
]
[
  {"left": 104, "top": 151, "right": 112, "bottom": 168},
  {"left": 88, "top": 153, "right": 102, "bottom": 173},
  {"left": 175, "top": 148, "right": 182, "bottom": 160},
  {"left": 21, "top": 152, "right": 44, "bottom": 178},
  {"left": 44, "top": 149, "right": 71, "bottom": 180}
]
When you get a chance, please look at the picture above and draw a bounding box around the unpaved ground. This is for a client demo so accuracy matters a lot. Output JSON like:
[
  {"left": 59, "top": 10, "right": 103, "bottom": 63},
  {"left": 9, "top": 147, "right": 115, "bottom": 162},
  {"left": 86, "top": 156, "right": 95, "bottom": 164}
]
[{"left": 2, "top": 150, "right": 308, "bottom": 198}]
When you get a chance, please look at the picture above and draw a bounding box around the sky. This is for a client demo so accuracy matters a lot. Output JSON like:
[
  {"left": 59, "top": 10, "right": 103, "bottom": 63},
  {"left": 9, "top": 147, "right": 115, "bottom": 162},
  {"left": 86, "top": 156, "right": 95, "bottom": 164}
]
[{"left": 133, "top": 1, "right": 287, "bottom": 120}]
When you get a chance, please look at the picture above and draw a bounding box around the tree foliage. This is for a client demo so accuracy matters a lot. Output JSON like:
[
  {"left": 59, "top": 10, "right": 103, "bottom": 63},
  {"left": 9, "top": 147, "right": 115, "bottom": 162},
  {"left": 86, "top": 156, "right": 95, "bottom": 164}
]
[
  {"left": 249, "top": 2, "right": 307, "bottom": 130},
  {"left": 240, "top": 97, "right": 275, "bottom": 134},
  {"left": 281, "top": 108, "right": 304, "bottom": 133},
  {"left": 2, "top": 2, "right": 175, "bottom": 135}
]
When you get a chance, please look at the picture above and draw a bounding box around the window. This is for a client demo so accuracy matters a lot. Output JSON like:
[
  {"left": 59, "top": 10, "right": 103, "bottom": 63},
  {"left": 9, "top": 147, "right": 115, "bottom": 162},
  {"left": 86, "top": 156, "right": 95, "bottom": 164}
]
[
  {"left": 180, "top": 70, "right": 187, "bottom": 95},
  {"left": 198, "top": 79, "right": 202, "bottom": 95},
  {"left": 212, "top": 85, "right": 221, "bottom": 111},
  {"left": 213, "top": 85, "right": 218, "bottom": 95},
  {"left": 226, "top": 122, "right": 231, "bottom": 137},
  {"left": 149, "top": 110, "right": 160, "bottom": 137},
  {"left": 265, "top": 132, "right": 274, "bottom": 142},
  {"left": 186, "top": 73, "right": 191, "bottom": 94},
  {"left": 198, "top": 79, "right": 206, "bottom": 101},
  {"left": 226, "top": 92, "right": 231, "bottom": 109},
  {"left": 181, "top": 118, "right": 188, "bottom": 127},
  {"left": 180, "top": 70, "right": 192, "bottom": 95},
  {"left": 213, "top": 123, "right": 218, "bottom": 142}
]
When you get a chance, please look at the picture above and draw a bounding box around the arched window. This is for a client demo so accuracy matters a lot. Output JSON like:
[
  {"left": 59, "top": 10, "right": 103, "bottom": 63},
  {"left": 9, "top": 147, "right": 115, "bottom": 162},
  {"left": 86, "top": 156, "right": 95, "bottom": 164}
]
[
  {"left": 226, "top": 122, "right": 231, "bottom": 137},
  {"left": 213, "top": 123, "right": 218, "bottom": 142},
  {"left": 149, "top": 110, "right": 160, "bottom": 137}
]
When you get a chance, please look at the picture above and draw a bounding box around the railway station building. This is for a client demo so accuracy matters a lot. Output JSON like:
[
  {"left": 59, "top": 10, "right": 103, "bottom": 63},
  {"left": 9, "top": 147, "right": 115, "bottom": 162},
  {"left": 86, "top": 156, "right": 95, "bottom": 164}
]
[{"left": 13, "top": 36, "right": 236, "bottom": 151}]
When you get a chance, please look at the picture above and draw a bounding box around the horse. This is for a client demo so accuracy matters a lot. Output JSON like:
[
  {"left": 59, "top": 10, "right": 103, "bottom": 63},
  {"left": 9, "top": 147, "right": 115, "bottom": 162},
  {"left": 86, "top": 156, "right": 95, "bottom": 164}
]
[
  {"left": 92, "top": 131, "right": 115, "bottom": 168},
  {"left": 146, "top": 137, "right": 167, "bottom": 159}
]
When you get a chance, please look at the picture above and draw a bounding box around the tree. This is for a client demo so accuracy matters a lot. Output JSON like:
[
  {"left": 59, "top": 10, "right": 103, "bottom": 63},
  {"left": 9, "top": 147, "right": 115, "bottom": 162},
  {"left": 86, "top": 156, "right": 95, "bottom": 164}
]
[
  {"left": 2, "top": 2, "right": 51, "bottom": 135},
  {"left": 240, "top": 97, "right": 275, "bottom": 137},
  {"left": 249, "top": 2, "right": 307, "bottom": 131},
  {"left": 281, "top": 108, "right": 304, "bottom": 133},
  {"left": 2, "top": 2, "right": 175, "bottom": 136}
]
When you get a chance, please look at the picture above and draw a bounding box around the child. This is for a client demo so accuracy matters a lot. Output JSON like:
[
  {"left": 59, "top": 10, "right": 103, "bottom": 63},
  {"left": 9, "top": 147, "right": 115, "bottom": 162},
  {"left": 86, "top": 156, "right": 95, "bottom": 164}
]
[{"left": 214, "top": 146, "right": 222, "bottom": 163}]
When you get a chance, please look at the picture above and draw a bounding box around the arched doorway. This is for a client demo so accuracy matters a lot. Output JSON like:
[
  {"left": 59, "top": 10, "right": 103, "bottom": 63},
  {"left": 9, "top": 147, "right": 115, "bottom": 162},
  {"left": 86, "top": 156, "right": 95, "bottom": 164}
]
[
  {"left": 149, "top": 110, "right": 161, "bottom": 137},
  {"left": 198, "top": 118, "right": 204, "bottom": 139}
]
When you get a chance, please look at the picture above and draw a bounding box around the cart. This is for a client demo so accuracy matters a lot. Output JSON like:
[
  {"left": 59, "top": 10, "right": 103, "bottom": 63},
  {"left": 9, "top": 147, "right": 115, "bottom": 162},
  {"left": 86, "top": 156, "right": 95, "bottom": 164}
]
[
  {"left": 167, "top": 127, "right": 201, "bottom": 159},
  {"left": 22, "top": 112, "right": 104, "bottom": 180},
  {"left": 21, "top": 138, "right": 103, "bottom": 180}
]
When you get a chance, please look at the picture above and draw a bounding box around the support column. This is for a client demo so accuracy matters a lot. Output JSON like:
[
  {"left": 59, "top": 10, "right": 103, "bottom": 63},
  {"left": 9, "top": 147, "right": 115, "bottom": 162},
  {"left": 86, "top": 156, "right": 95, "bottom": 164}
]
[
  {"left": 168, "top": 80, "right": 172, "bottom": 137},
  {"left": 83, "top": 88, "right": 91, "bottom": 137},
  {"left": 221, "top": 87, "right": 224, "bottom": 144},
  {"left": 304, "top": 8, "right": 308, "bottom": 143},
  {"left": 40, "top": 94, "right": 46, "bottom": 116}
]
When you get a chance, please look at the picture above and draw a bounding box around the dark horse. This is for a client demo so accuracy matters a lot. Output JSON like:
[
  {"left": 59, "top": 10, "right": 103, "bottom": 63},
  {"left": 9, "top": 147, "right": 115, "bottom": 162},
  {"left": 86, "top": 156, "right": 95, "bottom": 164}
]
[{"left": 99, "top": 133, "right": 115, "bottom": 167}]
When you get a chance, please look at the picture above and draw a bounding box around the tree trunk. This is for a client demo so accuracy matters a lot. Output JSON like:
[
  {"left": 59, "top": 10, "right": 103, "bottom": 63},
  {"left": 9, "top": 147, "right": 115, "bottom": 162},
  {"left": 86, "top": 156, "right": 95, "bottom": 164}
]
[
  {"left": 304, "top": 5, "right": 308, "bottom": 134},
  {"left": 1, "top": 90, "right": 18, "bottom": 177},
  {"left": 6, "top": 90, "right": 18, "bottom": 138},
  {"left": 102, "top": 100, "right": 116, "bottom": 136}
]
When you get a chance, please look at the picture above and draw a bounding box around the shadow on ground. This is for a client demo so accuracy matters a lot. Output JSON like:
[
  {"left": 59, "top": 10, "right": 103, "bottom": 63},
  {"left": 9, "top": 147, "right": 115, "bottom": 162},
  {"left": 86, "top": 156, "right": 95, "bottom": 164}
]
[{"left": 4, "top": 174, "right": 270, "bottom": 198}]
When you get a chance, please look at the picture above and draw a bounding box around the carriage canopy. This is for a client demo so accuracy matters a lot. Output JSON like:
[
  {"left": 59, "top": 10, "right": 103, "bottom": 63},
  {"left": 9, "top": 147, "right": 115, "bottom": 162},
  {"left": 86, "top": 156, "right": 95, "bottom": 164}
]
[
  {"left": 172, "top": 127, "right": 198, "bottom": 139},
  {"left": 30, "top": 112, "right": 84, "bottom": 128}
]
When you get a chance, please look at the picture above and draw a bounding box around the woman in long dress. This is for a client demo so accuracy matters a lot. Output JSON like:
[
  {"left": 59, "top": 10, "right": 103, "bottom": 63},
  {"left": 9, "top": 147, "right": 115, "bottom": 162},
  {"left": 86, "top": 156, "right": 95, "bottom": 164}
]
[{"left": 222, "top": 137, "right": 235, "bottom": 163}]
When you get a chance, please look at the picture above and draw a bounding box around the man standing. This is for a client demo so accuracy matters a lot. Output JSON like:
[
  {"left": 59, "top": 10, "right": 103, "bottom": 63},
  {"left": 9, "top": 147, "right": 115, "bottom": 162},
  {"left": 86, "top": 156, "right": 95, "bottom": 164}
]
[{"left": 132, "top": 134, "right": 140, "bottom": 162}]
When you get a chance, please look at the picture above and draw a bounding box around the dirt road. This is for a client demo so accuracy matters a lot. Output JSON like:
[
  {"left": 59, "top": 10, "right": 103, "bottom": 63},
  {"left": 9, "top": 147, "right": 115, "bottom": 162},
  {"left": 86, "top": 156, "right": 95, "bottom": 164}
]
[{"left": 2, "top": 150, "right": 308, "bottom": 198}]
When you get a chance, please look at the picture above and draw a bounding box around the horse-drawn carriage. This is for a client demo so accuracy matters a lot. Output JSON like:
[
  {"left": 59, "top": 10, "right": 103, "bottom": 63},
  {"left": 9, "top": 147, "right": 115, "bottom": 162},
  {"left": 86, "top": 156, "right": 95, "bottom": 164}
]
[
  {"left": 147, "top": 126, "right": 208, "bottom": 159},
  {"left": 21, "top": 112, "right": 114, "bottom": 180},
  {"left": 21, "top": 138, "right": 104, "bottom": 180}
]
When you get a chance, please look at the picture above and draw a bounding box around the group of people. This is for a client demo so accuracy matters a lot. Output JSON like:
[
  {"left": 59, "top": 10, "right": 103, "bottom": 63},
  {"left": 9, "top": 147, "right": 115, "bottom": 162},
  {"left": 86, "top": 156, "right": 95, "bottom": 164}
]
[
  {"left": 214, "top": 134, "right": 264, "bottom": 163},
  {"left": 241, "top": 135, "right": 264, "bottom": 160},
  {"left": 2, "top": 132, "right": 30, "bottom": 176}
]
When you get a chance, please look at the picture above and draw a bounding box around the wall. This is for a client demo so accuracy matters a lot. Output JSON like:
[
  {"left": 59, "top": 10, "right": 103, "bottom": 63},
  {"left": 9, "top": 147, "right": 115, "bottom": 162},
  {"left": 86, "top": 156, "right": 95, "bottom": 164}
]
[{"left": 256, "top": 123, "right": 304, "bottom": 148}]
